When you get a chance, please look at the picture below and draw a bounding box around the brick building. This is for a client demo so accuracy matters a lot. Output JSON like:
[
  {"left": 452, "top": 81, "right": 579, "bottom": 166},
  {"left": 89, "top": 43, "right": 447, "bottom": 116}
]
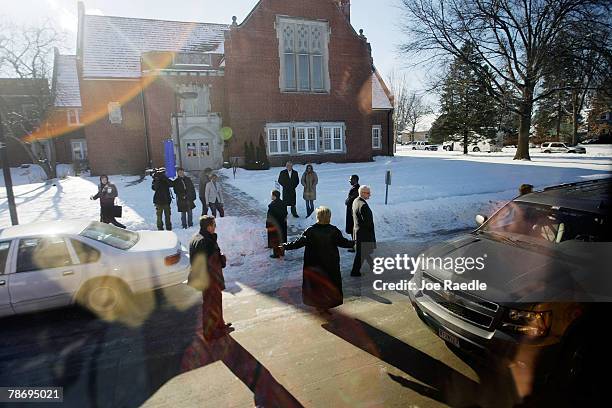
[{"left": 55, "top": 0, "right": 393, "bottom": 175}]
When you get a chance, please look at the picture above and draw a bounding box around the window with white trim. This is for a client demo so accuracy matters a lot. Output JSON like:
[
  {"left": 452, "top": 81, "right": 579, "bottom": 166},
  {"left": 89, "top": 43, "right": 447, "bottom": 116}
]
[
  {"left": 67, "top": 109, "right": 80, "bottom": 126},
  {"left": 71, "top": 139, "right": 88, "bottom": 161},
  {"left": 372, "top": 125, "right": 382, "bottom": 149},
  {"left": 277, "top": 17, "right": 329, "bottom": 93},
  {"left": 267, "top": 126, "right": 291, "bottom": 155},
  {"left": 296, "top": 126, "right": 318, "bottom": 153},
  {"left": 108, "top": 102, "right": 122, "bottom": 124},
  {"left": 322, "top": 124, "right": 344, "bottom": 152}
]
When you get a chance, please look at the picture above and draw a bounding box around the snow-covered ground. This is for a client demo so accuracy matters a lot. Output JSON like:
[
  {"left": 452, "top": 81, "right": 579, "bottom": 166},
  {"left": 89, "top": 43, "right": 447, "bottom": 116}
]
[
  {"left": 1, "top": 150, "right": 610, "bottom": 292},
  {"left": 221, "top": 146, "right": 612, "bottom": 240}
]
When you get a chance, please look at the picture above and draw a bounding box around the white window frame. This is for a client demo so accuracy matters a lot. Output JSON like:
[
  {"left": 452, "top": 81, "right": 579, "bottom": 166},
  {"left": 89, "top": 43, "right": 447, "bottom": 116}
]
[
  {"left": 277, "top": 17, "right": 330, "bottom": 93},
  {"left": 295, "top": 125, "right": 318, "bottom": 153},
  {"left": 372, "top": 125, "right": 382, "bottom": 149},
  {"left": 107, "top": 102, "right": 122, "bottom": 124},
  {"left": 321, "top": 122, "right": 345, "bottom": 153},
  {"left": 267, "top": 125, "right": 291, "bottom": 156},
  {"left": 70, "top": 139, "right": 87, "bottom": 161},
  {"left": 67, "top": 109, "right": 81, "bottom": 127}
]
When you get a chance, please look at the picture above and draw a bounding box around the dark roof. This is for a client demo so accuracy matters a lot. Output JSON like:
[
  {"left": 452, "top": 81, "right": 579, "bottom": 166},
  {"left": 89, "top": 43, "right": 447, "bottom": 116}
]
[
  {"left": 0, "top": 78, "right": 49, "bottom": 97},
  {"left": 515, "top": 178, "right": 612, "bottom": 215}
]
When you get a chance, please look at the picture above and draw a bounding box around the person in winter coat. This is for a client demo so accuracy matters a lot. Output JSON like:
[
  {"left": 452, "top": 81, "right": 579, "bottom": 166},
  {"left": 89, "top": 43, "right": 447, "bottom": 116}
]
[
  {"left": 351, "top": 185, "right": 376, "bottom": 277},
  {"left": 189, "top": 216, "right": 233, "bottom": 341},
  {"left": 198, "top": 168, "right": 213, "bottom": 216},
  {"left": 282, "top": 207, "right": 354, "bottom": 314},
  {"left": 345, "top": 175, "right": 360, "bottom": 244},
  {"left": 205, "top": 173, "right": 225, "bottom": 217},
  {"left": 173, "top": 167, "right": 197, "bottom": 229},
  {"left": 90, "top": 175, "right": 125, "bottom": 229},
  {"left": 301, "top": 164, "right": 318, "bottom": 218},
  {"left": 152, "top": 170, "right": 173, "bottom": 231},
  {"left": 278, "top": 161, "right": 300, "bottom": 218},
  {"left": 266, "top": 189, "right": 288, "bottom": 258}
]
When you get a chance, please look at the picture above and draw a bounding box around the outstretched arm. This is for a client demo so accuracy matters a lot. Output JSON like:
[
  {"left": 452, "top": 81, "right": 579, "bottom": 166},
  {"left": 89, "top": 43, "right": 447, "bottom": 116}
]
[
  {"left": 335, "top": 229, "right": 354, "bottom": 249},
  {"left": 283, "top": 234, "right": 307, "bottom": 251}
]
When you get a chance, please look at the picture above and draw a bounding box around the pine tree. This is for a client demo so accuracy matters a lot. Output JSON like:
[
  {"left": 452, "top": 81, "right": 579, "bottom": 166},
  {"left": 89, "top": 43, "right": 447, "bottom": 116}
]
[
  {"left": 438, "top": 42, "right": 500, "bottom": 153},
  {"left": 258, "top": 134, "right": 270, "bottom": 169}
]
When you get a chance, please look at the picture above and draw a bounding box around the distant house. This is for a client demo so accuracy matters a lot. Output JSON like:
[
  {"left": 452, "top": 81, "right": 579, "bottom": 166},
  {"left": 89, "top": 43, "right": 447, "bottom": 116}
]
[
  {"left": 51, "top": 0, "right": 394, "bottom": 175},
  {"left": 49, "top": 49, "right": 87, "bottom": 166},
  {"left": 399, "top": 130, "right": 430, "bottom": 144}
]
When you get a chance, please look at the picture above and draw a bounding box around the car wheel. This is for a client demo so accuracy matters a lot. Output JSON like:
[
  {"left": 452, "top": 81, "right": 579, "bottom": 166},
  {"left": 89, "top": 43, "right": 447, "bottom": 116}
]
[
  {"left": 412, "top": 147, "right": 417, "bottom": 150},
  {"left": 77, "top": 277, "right": 132, "bottom": 321},
  {"left": 473, "top": 147, "right": 480, "bottom": 152}
]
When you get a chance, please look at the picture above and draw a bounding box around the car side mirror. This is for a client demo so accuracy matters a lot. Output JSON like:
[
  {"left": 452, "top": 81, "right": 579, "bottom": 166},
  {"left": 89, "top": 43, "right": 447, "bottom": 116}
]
[{"left": 475, "top": 214, "right": 488, "bottom": 226}]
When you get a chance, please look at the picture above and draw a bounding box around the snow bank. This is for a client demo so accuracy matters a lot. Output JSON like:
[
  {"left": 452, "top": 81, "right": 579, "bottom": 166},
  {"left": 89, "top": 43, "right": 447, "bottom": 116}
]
[
  {"left": 0, "top": 164, "right": 47, "bottom": 186},
  {"left": 220, "top": 154, "right": 611, "bottom": 240}
]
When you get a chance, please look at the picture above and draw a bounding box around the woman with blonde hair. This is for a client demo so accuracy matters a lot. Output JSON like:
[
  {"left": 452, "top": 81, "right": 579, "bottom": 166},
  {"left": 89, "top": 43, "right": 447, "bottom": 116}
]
[
  {"left": 283, "top": 206, "right": 354, "bottom": 314},
  {"left": 300, "top": 164, "right": 318, "bottom": 217}
]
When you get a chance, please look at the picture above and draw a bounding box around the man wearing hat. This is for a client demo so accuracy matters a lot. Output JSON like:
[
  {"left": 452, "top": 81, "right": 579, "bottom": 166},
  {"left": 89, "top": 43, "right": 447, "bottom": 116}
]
[{"left": 345, "top": 174, "right": 360, "bottom": 252}]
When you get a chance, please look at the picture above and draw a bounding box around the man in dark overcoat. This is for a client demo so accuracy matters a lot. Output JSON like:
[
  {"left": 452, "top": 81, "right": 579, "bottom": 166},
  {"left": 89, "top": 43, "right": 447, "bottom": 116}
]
[
  {"left": 351, "top": 185, "right": 376, "bottom": 277},
  {"left": 345, "top": 174, "right": 360, "bottom": 241},
  {"left": 278, "top": 161, "right": 300, "bottom": 218},
  {"left": 173, "top": 167, "right": 197, "bottom": 229}
]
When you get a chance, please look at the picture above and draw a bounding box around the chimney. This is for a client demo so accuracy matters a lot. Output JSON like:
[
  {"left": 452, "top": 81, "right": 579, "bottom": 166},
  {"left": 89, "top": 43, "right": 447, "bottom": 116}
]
[{"left": 337, "top": 0, "right": 351, "bottom": 22}]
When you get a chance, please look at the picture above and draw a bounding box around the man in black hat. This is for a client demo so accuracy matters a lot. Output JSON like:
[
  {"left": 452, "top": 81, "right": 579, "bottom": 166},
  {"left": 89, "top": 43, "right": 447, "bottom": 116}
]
[{"left": 345, "top": 174, "right": 360, "bottom": 252}]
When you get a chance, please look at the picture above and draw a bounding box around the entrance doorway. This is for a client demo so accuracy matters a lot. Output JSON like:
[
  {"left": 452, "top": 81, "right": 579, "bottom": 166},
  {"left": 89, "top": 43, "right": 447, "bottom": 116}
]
[{"left": 182, "top": 137, "right": 215, "bottom": 172}]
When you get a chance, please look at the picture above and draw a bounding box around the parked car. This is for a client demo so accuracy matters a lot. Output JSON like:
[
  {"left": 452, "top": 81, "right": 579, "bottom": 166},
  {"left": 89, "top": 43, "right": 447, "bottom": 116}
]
[
  {"left": 540, "top": 142, "right": 586, "bottom": 154},
  {"left": 408, "top": 179, "right": 611, "bottom": 400},
  {"left": 424, "top": 143, "right": 439, "bottom": 151},
  {"left": 407, "top": 141, "right": 428, "bottom": 150},
  {"left": 443, "top": 139, "right": 501, "bottom": 152},
  {"left": 0, "top": 221, "right": 190, "bottom": 319}
]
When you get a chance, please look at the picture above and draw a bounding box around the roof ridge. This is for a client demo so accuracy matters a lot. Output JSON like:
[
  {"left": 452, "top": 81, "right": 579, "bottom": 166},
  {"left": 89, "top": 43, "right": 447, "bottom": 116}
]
[{"left": 85, "top": 13, "right": 230, "bottom": 27}]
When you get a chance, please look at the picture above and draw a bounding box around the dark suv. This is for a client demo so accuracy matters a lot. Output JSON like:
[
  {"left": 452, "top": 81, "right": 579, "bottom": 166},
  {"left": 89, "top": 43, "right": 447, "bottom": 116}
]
[{"left": 408, "top": 178, "right": 611, "bottom": 399}]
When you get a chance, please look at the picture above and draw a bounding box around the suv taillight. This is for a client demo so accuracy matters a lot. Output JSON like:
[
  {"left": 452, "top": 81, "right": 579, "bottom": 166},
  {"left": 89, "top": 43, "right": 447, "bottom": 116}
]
[{"left": 165, "top": 252, "right": 181, "bottom": 266}]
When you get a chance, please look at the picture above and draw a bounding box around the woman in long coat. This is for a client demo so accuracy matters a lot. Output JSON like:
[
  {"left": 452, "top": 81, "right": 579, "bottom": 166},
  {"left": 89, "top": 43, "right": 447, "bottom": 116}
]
[
  {"left": 283, "top": 206, "right": 354, "bottom": 313},
  {"left": 301, "top": 164, "right": 318, "bottom": 218},
  {"left": 267, "top": 190, "right": 288, "bottom": 258}
]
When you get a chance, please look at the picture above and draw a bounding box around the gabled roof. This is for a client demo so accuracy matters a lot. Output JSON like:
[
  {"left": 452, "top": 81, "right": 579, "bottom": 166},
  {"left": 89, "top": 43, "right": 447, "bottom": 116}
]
[
  {"left": 81, "top": 14, "right": 229, "bottom": 78},
  {"left": 54, "top": 55, "right": 82, "bottom": 107},
  {"left": 372, "top": 70, "right": 393, "bottom": 110}
]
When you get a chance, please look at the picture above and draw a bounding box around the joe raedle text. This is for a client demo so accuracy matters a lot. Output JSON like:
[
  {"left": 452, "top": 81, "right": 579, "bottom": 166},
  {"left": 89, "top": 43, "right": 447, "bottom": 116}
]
[{"left": 373, "top": 279, "right": 488, "bottom": 292}]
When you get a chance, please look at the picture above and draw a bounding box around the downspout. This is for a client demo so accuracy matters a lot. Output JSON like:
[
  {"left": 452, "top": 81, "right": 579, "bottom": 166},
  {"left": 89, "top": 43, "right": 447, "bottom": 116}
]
[
  {"left": 387, "top": 109, "right": 393, "bottom": 156},
  {"left": 140, "top": 86, "right": 152, "bottom": 169}
]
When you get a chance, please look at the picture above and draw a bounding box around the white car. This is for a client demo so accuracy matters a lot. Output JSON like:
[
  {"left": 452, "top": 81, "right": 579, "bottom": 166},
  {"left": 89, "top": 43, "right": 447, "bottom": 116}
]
[
  {"left": 407, "top": 141, "right": 428, "bottom": 150},
  {"left": 0, "top": 221, "right": 190, "bottom": 319},
  {"left": 443, "top": 139, "right": 501, "bottom": 152},
  {"left": 540, "top": 142, "right": 586, "bottom": 154}
]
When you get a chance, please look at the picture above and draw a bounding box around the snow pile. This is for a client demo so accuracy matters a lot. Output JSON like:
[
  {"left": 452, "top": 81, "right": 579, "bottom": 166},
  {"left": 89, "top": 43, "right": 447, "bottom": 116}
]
[{"left": 0, "top": 164, "right": 48, "bottom": 186}]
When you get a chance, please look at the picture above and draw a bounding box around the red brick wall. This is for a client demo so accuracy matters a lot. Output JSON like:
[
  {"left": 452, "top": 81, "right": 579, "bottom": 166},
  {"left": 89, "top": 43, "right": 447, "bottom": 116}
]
[
  {"left": 372, "top": 109, "right": 394, "bottom": 157},
  {"left": 143, "top": 75, "right": 227, "bottom": 168},
  {"left": 80, "top": 80, "right": 147, "bottom": 175},
  {"left": 224, "top": 0, "right": 375, "bottom": 165}
]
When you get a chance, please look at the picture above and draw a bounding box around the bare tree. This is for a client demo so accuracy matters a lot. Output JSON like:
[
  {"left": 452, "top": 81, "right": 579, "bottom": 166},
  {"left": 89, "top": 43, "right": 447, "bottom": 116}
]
[
  {"left": 405, "top": 91, "right": 432, "bottom": 142},
  {"left": 387, "top": 70, "right": 411, "bottom": 142},
  {"left": 0, "top": 19, "right": 65, "bottom": 178},
  {"left": 399, "top": 0, "right": 611, "bottom": 160}
]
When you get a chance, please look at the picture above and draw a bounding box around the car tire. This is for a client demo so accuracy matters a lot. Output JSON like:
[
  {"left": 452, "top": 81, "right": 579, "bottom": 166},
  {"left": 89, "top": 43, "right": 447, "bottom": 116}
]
[
  {"left": 473, "top": 147, "right": 480, "bottom": 152},
  {"left": 77, "top": 277, "right": 133, "bottom": 321},
  {"left": 412, "top": 147, "right": 417, "bottom": 150}
]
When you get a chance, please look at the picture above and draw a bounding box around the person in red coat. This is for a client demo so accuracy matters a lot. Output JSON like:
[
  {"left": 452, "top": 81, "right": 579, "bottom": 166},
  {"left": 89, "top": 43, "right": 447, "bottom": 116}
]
[{"left": 189, "top": 216, "right": 233, "bottom": 341}]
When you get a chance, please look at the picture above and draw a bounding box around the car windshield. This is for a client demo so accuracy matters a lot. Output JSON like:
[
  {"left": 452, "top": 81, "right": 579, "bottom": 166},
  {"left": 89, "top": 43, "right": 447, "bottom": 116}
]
[
  {"left": 79, "top": 222, "right": 139, "bottom": 250},
  {"left": 480, "top": 202, "right": 610, "bottom": 244}
]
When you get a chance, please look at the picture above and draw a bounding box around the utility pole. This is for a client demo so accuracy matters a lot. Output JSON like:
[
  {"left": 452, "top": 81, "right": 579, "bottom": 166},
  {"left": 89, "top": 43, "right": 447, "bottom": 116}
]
[{"left": 0, "top": 113, "right": 19, "bottom": 225}]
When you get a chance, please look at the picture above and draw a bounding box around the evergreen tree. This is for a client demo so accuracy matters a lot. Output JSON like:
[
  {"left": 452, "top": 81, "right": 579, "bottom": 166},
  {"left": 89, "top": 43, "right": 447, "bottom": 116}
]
[
  {"left": 438, "top": 42, "right": 499, "bottom": 153},
  {"left": 258, "top": 134, "right": 270, "bottom": 169}
]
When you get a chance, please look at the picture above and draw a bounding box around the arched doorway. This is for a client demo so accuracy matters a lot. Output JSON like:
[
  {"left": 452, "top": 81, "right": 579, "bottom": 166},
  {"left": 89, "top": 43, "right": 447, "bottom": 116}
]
[{"left": 180, "top": 127, "right": 223, "bottom": 172}]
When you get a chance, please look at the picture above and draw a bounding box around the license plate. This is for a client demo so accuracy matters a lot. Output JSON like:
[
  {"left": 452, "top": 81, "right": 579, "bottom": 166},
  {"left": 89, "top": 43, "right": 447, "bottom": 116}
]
[{"left": 438, "top": 328, "right": 460, "bottom": 348}]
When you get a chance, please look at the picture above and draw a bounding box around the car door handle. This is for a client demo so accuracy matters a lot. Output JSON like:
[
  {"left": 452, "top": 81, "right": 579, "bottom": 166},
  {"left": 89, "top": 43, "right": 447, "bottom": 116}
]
[
  {"left": 63, "top": 270, "right": 75, "bottom": 276},
  {"left": 0, "top": 280, "right": 5, "bottom": 286}
]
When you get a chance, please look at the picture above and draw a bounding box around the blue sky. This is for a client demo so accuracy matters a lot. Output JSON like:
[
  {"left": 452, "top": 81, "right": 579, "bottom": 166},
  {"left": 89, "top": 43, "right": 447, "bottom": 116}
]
[{"left": 4, "top": 0, "right": 436, "bottom": 115}]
